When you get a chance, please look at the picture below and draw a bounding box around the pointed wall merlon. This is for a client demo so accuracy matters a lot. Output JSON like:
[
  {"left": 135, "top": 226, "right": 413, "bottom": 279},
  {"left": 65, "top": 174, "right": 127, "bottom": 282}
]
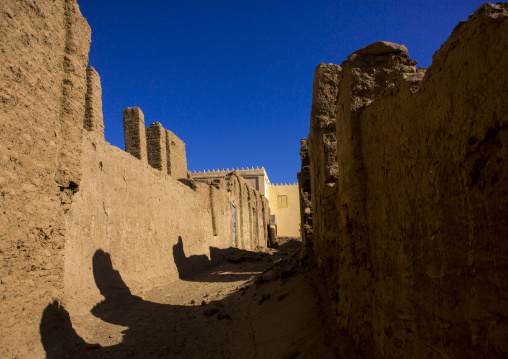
[
  {"left": 166, "top": 129, "right": 187, "bottom": 179},
  {"left": 146, "top": 122, "right": 167, "bottom": 171},
  {"left": 192, "top": 167, "right": 267, "bottom": 178},
  {"left": 270, "top": 183, "right": 298, "bottom": 187},
  {"left": 84, "top": 66, "right": 104, "bottom": 135},
  {"left": 123, "top": 107, "right": 147, "bottom": 161}
]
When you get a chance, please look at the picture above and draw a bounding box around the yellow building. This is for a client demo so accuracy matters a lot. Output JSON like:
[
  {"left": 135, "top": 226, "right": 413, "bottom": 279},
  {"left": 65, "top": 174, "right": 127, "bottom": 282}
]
[{"left": 269, "top": 183, "right": 300, "bottom": 237}]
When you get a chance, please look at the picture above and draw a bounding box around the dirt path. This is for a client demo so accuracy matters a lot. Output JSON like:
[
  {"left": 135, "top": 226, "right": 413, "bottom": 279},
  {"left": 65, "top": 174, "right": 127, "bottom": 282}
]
[{"left": 42, "top": 239, "right": 357, "bottom": 358}]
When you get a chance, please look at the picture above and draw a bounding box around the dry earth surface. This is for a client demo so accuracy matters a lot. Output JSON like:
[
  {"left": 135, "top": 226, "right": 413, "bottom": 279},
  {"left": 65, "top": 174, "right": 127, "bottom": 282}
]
[{"left": 41, "top": 238, "right": 357, "bottom": 358}]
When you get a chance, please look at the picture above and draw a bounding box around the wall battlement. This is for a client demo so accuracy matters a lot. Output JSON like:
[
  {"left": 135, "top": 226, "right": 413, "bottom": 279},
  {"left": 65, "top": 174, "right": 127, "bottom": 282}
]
[
  {"left": 192, "top": 166, "right": 265, "bottom": 177},
  {"left": 121, "top": 107, "right": 188, "bottom": 179},
  {"left": 84, "top": 66, "right": 104, "bottom": 134},
  {"left": 166, "top": 129, "right": 187, "bottom": 179},
  {"left": 123, "top": 107, "right": 147, "bottom": 161},
  {"left": 146, "top": 122, "right": 167, "bottom": 172}
]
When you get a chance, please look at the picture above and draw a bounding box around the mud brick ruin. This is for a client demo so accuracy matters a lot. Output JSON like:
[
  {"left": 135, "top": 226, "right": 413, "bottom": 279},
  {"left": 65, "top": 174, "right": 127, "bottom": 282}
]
[
  {"left": 0, "top": 1, "right": 270, "bottom": 355},
  {"left": 0, "top": 0, "right": 507, "bottom": 358},
  {"left": 299, "top": 4, "right": 508, "bottom": 358}
]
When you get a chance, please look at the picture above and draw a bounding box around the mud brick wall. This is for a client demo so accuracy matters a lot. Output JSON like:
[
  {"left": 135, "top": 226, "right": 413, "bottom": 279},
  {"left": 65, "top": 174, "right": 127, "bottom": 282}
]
[
  {"left": 84, "top": 66, "right": 104, "bottom": 134},
  {"left": 65, "top": 137, "right": 269, "bottom": 315},
  {"left": 146, "top": 122, "right": 168, "bottom": 171},
  {"left": 0, "top": 0, "right": 91, "bottom": 357},
  {"left": 305, "top": 3, "right": 508, "bottom": 358},
  {"left": 123, "top": 106, "right": 147, "bottom": 161},
  {"left": 166, "top": 129, "right": 188, "bottom": 179},
  {"left": 0, "top": 0, "right": 269, "bottom": 356}
]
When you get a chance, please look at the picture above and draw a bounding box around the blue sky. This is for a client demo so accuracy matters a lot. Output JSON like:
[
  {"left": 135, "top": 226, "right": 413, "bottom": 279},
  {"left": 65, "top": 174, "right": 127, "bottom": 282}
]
[{"left": 78, "top": 0, "right": 485, "bottom": 185}]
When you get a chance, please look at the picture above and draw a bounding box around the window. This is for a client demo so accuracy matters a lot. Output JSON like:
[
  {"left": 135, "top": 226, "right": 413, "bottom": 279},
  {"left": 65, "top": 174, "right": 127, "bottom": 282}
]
[{"left": 277, "top": 195, "right": 288, "bottom": 208}]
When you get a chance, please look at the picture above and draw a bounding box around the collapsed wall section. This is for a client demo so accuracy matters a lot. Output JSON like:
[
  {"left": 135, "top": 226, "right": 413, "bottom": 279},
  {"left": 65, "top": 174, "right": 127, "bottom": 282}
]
[
  {"left": 306, "top": 3, "right": 508, "bottom": 358},
  {"left": 0, "top": 0, "right": 91, "bottom": 357}
]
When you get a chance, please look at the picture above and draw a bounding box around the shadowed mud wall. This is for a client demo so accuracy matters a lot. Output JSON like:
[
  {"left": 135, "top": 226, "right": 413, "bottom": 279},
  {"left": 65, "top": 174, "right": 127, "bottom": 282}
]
[
  {"left": 297, "top": 139, "right": 312, "bottom": 250},
  {"left": 305, "top": 3, "right": 508, "bottom": 358},
  {"left": 304, "top": 63, "right": 341, "bottom": 258},
  {"left": 0, "top": 0, "right": 269, "bottom": 356}
]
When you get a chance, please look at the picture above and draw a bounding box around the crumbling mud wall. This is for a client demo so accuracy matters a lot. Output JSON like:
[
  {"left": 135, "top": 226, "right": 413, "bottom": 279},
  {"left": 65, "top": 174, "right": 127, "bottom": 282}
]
[
  {"left": 303, "top": 63, "right": 341, "bottom": 259},
  {"left": 306, "top": 3, "right": 508, "bottom": 358},
  {"left": 0, "top": 0, "right": 90, "bottom": 357},
  {"left": 0, "top": 0, "right": 269, "bottom": 356},
  {"left": 65, "top": 129, "right": 269, "bottom": 314}
]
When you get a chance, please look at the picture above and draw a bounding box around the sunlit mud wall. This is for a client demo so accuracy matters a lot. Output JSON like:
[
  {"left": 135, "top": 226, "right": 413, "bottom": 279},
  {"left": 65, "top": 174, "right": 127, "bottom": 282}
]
[
  {"left": 66, "top": 129, "right": 269, "bottom": 315},
  {"left": 0, "top": 0, "right": 268, "bottom": 356},
  {"left": 0, "top": 0, "right": 90, "bottom": 357},
  {"left": 303, "top": 3, "right": 508, "bottom": 358}
]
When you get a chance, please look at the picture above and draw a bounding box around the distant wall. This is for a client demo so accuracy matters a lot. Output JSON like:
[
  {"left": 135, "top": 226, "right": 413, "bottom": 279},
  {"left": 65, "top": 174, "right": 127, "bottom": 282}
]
[
  {"left": 305, "top": 3, "right": 508, "bottom": 358},
  {"left": 269, "top": 184, "right": 300, "bottom": 237},
  {"left": 0, "top": 0, "right": 90, "bottom": 357},
  {"left": 193, "top": 167, "right": 270, "bottom": 199}
]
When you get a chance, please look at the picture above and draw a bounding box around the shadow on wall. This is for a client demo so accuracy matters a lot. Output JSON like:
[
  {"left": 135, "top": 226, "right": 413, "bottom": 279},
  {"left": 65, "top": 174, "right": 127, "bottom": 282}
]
[
  {"left": 172, "top": 236, "right": 254, "bottom": 282},
  {"left": 39, "top": 247, "right": 271, "bottom": 358},
  {"left": 39, "top": 301, "right": 99, "bottom": 357}
]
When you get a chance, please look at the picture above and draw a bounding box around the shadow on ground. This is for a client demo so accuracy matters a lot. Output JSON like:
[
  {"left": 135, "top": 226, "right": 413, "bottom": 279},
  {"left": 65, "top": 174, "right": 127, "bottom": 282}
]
[
  {"left": 172, "top": 236, "right": 260, "bottom": 282},
  {"left": 40, "top": 239, "right": 351, "bottom": 358}
]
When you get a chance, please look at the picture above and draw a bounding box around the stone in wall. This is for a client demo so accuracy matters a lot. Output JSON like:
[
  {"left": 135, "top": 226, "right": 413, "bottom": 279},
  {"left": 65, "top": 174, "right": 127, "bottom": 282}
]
[
  {"left": 123, "top": 107, "right": 147, "bottom": 161},
  {"left": 84, "top": 66, "right": 104, "bottom": 134},
  {"left": 306, "top": 3, "right": 508, "bottom": 358},
  {"left": 297, "top": 139, "right": 312, "bottom": 250},
  {"left": 166, "top": 129, "right": 187, "bottom": 179},
  {"left": 146, "top": 122, "right": 168, "bottom": 171},
  {"left": 0, "top": 0, "right": 91, "bottom": 357}
]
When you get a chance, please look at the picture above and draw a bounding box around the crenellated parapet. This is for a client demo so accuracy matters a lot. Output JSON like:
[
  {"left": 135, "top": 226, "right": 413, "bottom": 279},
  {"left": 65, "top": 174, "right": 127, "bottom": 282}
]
[
  {"left": 122, "top": 107, "right": 188, "bottom": 179},
  {"left": 192, "top": 166, "right": 266, "bottom": 177},
  {"left": 192, "top": 166, "right": 270, "bottom": 199}
]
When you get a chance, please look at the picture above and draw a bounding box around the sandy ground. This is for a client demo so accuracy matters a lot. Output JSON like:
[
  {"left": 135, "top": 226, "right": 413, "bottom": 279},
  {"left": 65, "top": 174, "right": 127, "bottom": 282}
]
[{"left": 41, "top": 238, "right": 359, "bottom": 358}]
